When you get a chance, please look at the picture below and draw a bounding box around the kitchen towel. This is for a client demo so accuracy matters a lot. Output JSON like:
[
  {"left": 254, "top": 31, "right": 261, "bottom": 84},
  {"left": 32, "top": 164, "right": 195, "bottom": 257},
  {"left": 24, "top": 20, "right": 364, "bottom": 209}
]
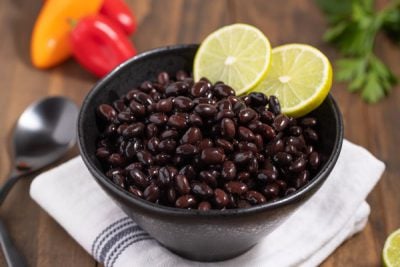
[{"left": 30, "top": 139, "right": 385, "bottom": 267}]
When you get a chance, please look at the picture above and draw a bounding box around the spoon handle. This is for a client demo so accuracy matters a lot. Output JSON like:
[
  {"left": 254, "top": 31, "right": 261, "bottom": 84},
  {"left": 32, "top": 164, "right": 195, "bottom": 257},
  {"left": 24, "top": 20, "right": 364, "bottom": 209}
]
[
  {"left": 0, "top": 218, "right": 27, "bottom": 267},
  {"left": 0, "top": 173, "right": 23, "bottom": 206}
]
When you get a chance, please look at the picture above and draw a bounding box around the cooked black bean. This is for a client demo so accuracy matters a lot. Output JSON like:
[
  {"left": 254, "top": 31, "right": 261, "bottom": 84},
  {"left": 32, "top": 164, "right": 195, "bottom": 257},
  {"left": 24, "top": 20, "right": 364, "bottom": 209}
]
[
  {"left": 108, "top": 153, "right": 125, "bottom": 166},
  {"left": 167, "top": 113, "right": 187, "bottom": 129},
  {"left": 129, "top": 169, "right": 149, "bottom": 189},
  {"left": 263, "top": 184, "right": 280, "bottom": 199},
  {"left": 222, "top": 160, "right": 237, "bottom": 180},
  {"left": 95, "top": 71, "right": 325, "bottom": 210},
  {"left": 238, "top": 108, "right": 257, "bottom": 124},
  {"left": 176, "top": 144, "right": 199, "bottom": 156},
  {"left": 257, "top": 169, "right": 278, "bottom": 182},
  {"left": 245, "top": 191, "right": 266, "bottom": 204},
  {"left": 214, "top": 188, "right": 229, "bottom": 208},
  {"left": 191, "top": 182, "right": 213, "bottom": 198},
  {"left": 98, "top": 104, "right": 117, "bottom": 121},
  {"left": 144, "top": 184, "right": 160, "bottom": 202},
  {"left": 198, "top": 201, "right": 211, "bottom": 211},
  {"left": 309, "top": 152, "right": 320, "bottom": 169},
  {"left": 273, "top": 114, "right": 290, "bottom": 131},
  {"left": 173, "top": 96, "right": 194, "bottom": 111},
  {"left": 160, "top": 129, "right": 179, "bottom": 140},
  {"left": 238, "top": 126, "right": 255, "bottom": 141},
  {"left": 215, "top": 138, "right": 234, "bottom": 152},
  {"left": 155, "top": 98, "right": 173, "bottom": 113},
  {"left": 268, "top": 95, "right": 281, "bottom": 115},
  {"left": 304, "top": 128, "right": 319, "bottom": 142},
  {"left": 233, "top": 151, "right": 253, "bottom": 165},
  {"left": 214, "top": 84, "right": 235, "bottom": 97},
  {"left": 289, "top": 157, "right": 307, "bottom": 173},
  {"left": 225, "top": 181, "right": 248, "bottom": 195},
  {"left": 128, "top": 186, "right": 143, "bottom": 198},
  {"left": 175, "top": 174, "right": 191, "bottom": 195},
  {"left": 181, "top": 127, "right": 202, "bottom": 144},
  {"left": 201, "top": 148, "right": 226, "bottom": 165},
  {"left": 175, "top": 194, "right": 197, "bottom": 208},
  {"left": 195, "top": 104, "right": 218, "bottom": 117}
]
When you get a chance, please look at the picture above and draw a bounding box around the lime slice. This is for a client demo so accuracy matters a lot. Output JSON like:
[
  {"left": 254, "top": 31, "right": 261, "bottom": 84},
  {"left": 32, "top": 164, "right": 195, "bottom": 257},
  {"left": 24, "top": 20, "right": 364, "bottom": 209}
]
[
  {"left": 251, "top": 43, "right": 332, "bottom": 117},
  {"left": 194, "top": 23, "right": 272, "bottom": 95},
  {"left": 383, "top": 228, "right": 400, "bottom": 267}
]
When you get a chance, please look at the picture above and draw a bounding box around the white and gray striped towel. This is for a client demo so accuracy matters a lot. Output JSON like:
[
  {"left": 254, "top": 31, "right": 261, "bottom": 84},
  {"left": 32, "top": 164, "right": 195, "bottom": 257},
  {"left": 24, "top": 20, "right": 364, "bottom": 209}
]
[{"left": 30, "top": 140, "right": 385, "bottom": 267}]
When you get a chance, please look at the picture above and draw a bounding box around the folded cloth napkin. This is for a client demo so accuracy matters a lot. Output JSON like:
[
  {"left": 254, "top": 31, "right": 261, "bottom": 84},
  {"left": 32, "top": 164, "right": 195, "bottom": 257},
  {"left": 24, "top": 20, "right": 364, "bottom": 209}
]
[{"left": 30, "top": 140, "right": 385, "bottom": 267}]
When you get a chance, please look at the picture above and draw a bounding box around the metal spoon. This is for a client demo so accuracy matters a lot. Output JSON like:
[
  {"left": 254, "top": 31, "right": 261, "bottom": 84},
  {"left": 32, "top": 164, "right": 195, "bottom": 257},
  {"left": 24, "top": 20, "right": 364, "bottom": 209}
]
[{"left": 0, "top": 96, "right": 79, "bottom": 267}]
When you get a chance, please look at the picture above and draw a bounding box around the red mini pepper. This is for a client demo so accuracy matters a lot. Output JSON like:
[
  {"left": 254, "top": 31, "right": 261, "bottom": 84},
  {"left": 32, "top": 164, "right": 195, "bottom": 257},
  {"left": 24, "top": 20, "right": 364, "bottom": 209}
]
[
  {"left": 100, "top": 0, "right": 137, "bottom": 35},
  {"left": 70, "top": 15, "right": 136, "bottom": 78}
]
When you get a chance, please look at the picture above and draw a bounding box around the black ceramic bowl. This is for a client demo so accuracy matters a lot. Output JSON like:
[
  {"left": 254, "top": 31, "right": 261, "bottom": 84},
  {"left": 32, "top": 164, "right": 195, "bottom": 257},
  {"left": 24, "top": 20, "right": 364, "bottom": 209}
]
[{"left": 78, "top": 44, "right": 343, "bottom": 262}]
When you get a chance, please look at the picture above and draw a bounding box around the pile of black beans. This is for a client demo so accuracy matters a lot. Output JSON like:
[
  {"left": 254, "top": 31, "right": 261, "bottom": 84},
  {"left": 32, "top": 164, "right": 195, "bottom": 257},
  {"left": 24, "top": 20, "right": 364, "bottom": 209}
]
[{"left": 95, "top": 70, "right": 322, "bottom": 210}]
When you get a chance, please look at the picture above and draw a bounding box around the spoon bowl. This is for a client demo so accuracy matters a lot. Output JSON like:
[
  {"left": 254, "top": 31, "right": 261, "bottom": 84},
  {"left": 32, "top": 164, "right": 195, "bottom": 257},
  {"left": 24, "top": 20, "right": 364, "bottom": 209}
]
[{"left": 12, "top": 97, "right": 78, "bottom": 172}]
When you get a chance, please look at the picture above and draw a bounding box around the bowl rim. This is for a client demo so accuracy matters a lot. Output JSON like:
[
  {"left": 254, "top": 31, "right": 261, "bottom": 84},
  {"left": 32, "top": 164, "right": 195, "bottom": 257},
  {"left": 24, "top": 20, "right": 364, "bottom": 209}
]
[{"left": 78, "top": 44, "right": 344, "bottom": 217}]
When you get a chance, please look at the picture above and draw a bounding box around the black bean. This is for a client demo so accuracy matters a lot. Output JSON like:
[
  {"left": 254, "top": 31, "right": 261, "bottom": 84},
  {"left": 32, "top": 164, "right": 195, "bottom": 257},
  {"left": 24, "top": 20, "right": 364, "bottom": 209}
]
[
  {"left": 175, "top": 174, "right": 191, "bottom": 195},
  {"left": 108, "top": 153, "right": 125, "bottom": 166},
  {"left": 249, "top": 92, "right": 268, "bottom": 106},
  {"left": 309, "top": 152, "right": 320, "bottom": 169},
  {"left": 128, "top": 186, "right": 143, "bottom": 198},
  {"left": 268, "top": 95, "right": 281, "bottom": 115},
  {"left": 238, "top": 126, "right": 255, "bottom": 142},
  {"left": 289, "top": 157, "right": 307, "bottom": 173},
  {"left": 158, "top": 139, "right": 177, "bottom": 153},
  {"left": 294, "top": 170, "right": 309, "bottom": 188},
  {"left": 215, "top": 138, "right": 234, "bottom": 152},
  {"left": 155, "top": 98, "right": 173, "bottom": 113},
  {"left": 257, "top": 169, "right": 278, "bottom": 182},
  {"left": 222, "top": 161, "right": 237, "bottom": 180},
  {"left": 175, "top": 195, "right": 197, "bottom": 208},
  {"left": 198, "top": 201, "right": 211, "bottom": 211},
  {"left": 214, "top": 84, "right": 235, "bottom": 98},
  {"left": 221, "top": 118, "right": 236, "bottom": 139},
  {"left": 245, "top": 191, "right": 266, "bottom": 204},
  {"left": 136, "top": 151, "right": 153, "bottom": 165},
  {"left": 189, "top": 113, "right": 203, "bottom": 126},
  {"left": 201, "top": 148, "right": 226, "bottom": 165},
  {"left": 225, "top": 181, "right": 248, "bottom": 195},
  {"left": 301, "top": 117, "right": 317, "bottom": 127},
  {"left": 176, "top": 70, "right": 189, "bottom": 81},
  {"left": 176, "top": 144, "right": 199, "bottom": 156},
  {"left": 304, "top": 128, "right": 319, "bottom": 142},
  {"left": 181, "top": 127, "right": 202, "bottom": 144},
  {"left": 273, "top": 114, "right": 290, "bottom": 131},
  {"left": 273, "top": 152, "right": 293, "bottom": 166},
  {"left": 160, "top": 129, "right": 179, "bottom": 140},
  {"left": 149, "top": 113, "right": 168, "bottom": 125},
  {"left": 233, "top": 151, "right": 254, "bottom": 165},
  {"left": 144, "top": 184, "right": 160, "bottom": 202},
  {"left": 157, "top": 71, "right": 170, "bottom": 85},
  {"left": 167, "top": 113, "right": 188, "bottom": 129},
  {"left": 122, "top": 123, "right": 145, "bottom": 139},
  {"left": 173, "top": 96, "right": 194, "bottom": 111},
  {"left": 190, "top": 81, "right": 210, "bottom": 97},
  {"left": 98, "top": 104, "right": 117, "bottom": 121},
  {"left": 263, "top": 184, "right": 280, "bottom": 199},
  {"left": 194, "top": 104, "right": 218, "bottom": 117},
  {"left": 129, "top": 169, "right": 150, "bottom": 189},
  {"left": 214, "top": 188, "right": 229, "bottom": 208},
  {"left": 191, "top": 182, "right": 213, "bottom": 198},
  {"left": 238, "top": 108, "right": 257, "bottom": 124}
]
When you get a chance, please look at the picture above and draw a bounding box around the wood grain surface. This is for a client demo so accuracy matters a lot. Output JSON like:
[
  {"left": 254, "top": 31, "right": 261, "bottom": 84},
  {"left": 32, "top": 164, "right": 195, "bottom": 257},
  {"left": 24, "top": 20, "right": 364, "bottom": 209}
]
[{"left": 0, "top": 0, "right": 398, "bottom": 266}]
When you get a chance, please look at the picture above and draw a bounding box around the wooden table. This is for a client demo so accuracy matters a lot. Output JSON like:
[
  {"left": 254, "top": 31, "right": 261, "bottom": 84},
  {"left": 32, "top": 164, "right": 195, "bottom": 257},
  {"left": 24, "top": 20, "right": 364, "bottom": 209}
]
[{"left": 0, "top": 0, "right": 398, "bottom": 266}]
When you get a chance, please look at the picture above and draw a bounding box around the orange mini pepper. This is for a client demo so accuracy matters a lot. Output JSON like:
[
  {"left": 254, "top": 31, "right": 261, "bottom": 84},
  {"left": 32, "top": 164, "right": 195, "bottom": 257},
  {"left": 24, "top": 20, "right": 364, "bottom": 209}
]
[{"left": 31, "top": 0, "right": 103, "bottom": 69}]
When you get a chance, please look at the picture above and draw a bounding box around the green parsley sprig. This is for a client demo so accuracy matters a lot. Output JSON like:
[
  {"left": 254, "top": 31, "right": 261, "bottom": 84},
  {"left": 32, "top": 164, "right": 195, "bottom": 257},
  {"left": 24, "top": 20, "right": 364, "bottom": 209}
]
[{"left": 315, "top": 0, "right": 399, "bottom": 103}]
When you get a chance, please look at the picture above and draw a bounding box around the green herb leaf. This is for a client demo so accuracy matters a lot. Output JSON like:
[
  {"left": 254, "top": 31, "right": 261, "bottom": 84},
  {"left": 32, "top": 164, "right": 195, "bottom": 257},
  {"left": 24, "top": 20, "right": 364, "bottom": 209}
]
[{"left": 315, "top": 0, "right": 398, "bottom": 103}]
